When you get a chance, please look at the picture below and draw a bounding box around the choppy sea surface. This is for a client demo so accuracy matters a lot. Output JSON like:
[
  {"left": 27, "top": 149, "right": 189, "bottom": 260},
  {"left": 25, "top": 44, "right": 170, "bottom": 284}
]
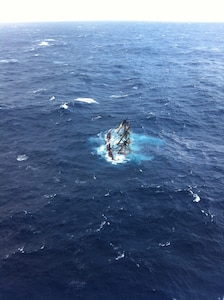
[{"left": 1, "top": 22, "right": 224, "bottom": 300}]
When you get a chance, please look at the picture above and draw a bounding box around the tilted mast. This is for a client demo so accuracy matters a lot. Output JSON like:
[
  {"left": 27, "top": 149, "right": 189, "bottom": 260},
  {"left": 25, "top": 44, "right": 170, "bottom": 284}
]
[
  {"left": 116, "top": 119, "right": 131, "bottom": 155},
  {"left": 105, "top": 119, "right": 131, "bottom": 161}
]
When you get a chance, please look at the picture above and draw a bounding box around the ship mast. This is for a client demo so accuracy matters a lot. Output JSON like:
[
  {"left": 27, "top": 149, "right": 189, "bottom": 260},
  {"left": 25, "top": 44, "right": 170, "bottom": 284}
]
[{"left": 116, "top": 119, "right": 131, "bottom": 155}]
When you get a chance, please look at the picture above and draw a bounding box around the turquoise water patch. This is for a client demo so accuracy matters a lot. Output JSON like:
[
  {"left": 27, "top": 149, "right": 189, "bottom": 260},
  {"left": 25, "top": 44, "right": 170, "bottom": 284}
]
[{"left": 90, "top": 131, "right": 164, "bottom": 165}]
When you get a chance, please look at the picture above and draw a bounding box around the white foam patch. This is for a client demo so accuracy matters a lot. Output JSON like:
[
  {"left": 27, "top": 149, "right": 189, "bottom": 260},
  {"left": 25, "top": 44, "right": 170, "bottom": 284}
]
[
  {"left": 75, "top": 97, "right": 99, "bottom": 104},
  {"left": 201, "top": 209, "right": 215, "bottom": 221},
  {"left": 96, "top": 144, "right": 128, "bottom": 165},
  {"left": 39, "top": 41, "right": 49, "bottom": 46},
  {"left": 115, "top": 251, "right": 125, "bottom": 260},
  {"left": 91, "top": 115, "right": 102, "bottom": 121},
  {"left": 17, "top": 154, "right": 28, "bottom": 161},
  {"left": 189, "top": 189, "right": 201, "bottom": 202},
  {"left": 109, "top": 153, "right": 129, "bottom": 165},
  {"left": 32, "top": 88, "right": 46, "bottom": 94},
  {"left": 18, "top": 246, "right": 25, "bottom": 253},
  {"left": 96, "top": 214, "right": 110, "bottom": 232},
  {"left": 38, "top": 39, "right": 55, "bottom": 46},
  {"left": 96, "top": 220, "right": 106, "bottom": 232},
  {"left": 60, "top": 103, "right": 68, "bottom": 109},
  {"left": 110, "top": 94, "right": 129, "bottom": 99},
  {"left": 91, "top": 131, "right": 163, "bottom": 165},
  {"left": 159, "top": 242, "right": 171, "bottom": 247},
  {"left": 75, "top": 179, "right": 86, "bottom": 184},
  {"left": 0, "top": 59, "right": 18, "bottom": 64},
  {"left": 193, "top": 193, "right": 200, "bottom": 202}
]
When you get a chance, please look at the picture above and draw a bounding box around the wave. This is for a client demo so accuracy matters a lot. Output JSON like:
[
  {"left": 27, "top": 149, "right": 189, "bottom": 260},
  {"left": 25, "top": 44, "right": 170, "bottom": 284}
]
[
  {"left": 0, "top": 59, "right": 18, "bottom": 64},
  {"left": 75, "top": 97, "right": 99, "bottom": 104},
  {"left": 59, "top": 103, "right": 69, "bottom": 110},
  {"left": 38, "top": 41, "right": 50, "bottom": 47},
  {"left": 16, "top": 154, "right": 28, "bottom": 162},
  {"left": 38, "top": 39, "right": 55, "bottom": 47},
  {"left": 110, "top": 94, "right": 129, "bottom": 99},
  {"left": 91, "top": 115, "right": 102, "bottom": 121},
  {"left": 32, "top": 88, "right": 47, "bottom": 94}
]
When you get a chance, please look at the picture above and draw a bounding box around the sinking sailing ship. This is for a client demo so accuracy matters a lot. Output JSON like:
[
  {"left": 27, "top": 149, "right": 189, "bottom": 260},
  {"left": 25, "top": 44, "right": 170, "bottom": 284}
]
[{"left": 106, "top": 119, "right": 131, "bottom": 161}]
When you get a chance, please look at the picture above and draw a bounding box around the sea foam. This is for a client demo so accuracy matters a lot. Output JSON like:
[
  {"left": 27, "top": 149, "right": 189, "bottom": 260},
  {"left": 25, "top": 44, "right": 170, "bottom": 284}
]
[
  {"left": 75, "top": 98, "right": 99, "bottom": 104},
  {"left": 91, "top": 131, "right": 163, "bottom": 165},
  {"left": 60, "top": 103, "right": 68, "bottom": 109},
  {"left": 16, "top": 154, "right": 28, "bottom": 161}
]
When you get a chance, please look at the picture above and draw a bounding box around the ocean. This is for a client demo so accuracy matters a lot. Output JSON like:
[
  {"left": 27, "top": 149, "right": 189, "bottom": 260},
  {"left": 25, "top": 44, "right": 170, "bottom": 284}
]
[{"left": 0, "top": 22, "right": 224, "bottom": 300}]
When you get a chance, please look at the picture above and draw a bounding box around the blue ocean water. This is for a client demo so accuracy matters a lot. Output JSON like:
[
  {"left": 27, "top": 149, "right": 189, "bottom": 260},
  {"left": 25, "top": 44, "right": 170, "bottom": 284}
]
[{"left": 0, "top": 22, "right": 224, "bottom": 300}]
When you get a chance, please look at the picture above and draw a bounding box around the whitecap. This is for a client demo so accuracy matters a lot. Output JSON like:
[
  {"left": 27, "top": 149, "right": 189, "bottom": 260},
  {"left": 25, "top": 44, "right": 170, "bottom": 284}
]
[
  {"left": 53, "top": 61, "right": 68, "bottom": 66},
  {"left": 1, "top": 59, "right": 18, "bottom": 64},
  {"left": 110, "top": 94, "right": 128, "bottom": 99},
  {"left": 75, "top": 97, "right": 99, "bottom": 104},
  {"left": 91, "top": 115, "right": 102, "bottom": 121},
  {"left": 18, "top": 246, "right": 25, "bottom": 253},
  {"left": 201, "top": 209, "right": 209, "bottom": 217},
  {"left": 96, "top": 220, "right": 106, "bottom": 232},
  {"left": 159, "top": 242, "right": 170, "bottom": 247},
  {"left": 60, "top": 103, "right": 68, "bottom": 109},
  {"left": 1, "top": 58, "right": 18, "bottom": 64},
  {"left": 50, "top": 96, "right": 55, "bottom": 101},
  {"left": 17, "top": 154, "right": 28, "bottom": 161},
  {"left": 193, "top": 193, "right": 200, "bottom": 202},
  {"left": 32, "top": 88, "right": 46, "bottom": 94},
  {"left": 115, "top": 251, "right": 125, "bottom": 260},
  {"left": 75, "top": 179, "right": 86, "bottom": 184},
  {"left": 38, "top": 41, "right": 50, "bottom": 46},
  {"left": 96, "top": 214, "right": 109, "bottom": 232},
  {"left": 189, "top": 188, "right": 201, "bottom": 202},
  {"left": 43, "top": 194, "right": 57, "bottom": 199},
  {"left": 45, "top": 38, "right": 55, "bottom": 42}
]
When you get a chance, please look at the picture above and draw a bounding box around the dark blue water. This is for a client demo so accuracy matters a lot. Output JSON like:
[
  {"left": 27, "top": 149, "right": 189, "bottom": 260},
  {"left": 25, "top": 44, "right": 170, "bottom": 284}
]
[{"left": 1, "top": 22, "right": 224, "bottom": 300}]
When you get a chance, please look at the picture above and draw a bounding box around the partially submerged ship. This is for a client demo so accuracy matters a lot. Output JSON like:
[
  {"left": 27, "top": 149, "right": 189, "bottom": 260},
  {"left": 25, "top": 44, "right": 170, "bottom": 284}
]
[{"left": 105, "top": 119, "right": 131, "bottom": 162}]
